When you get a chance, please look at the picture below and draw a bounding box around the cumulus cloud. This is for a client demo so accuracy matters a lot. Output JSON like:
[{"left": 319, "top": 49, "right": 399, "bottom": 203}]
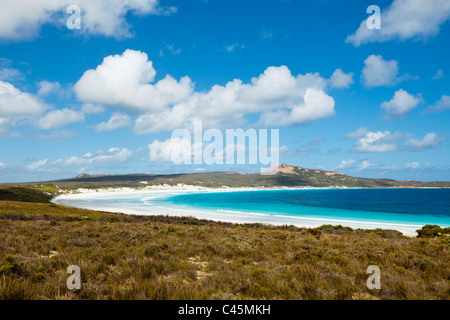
[
  {"left": 26, "top": 159, "right": 48, "bottom": 171},
  {"left": 337, "top": 159, "right": 356, "bottom": 169},
  {"left": 74, "top": 49, "right": 194, "bottom": 113},
  {"left": 257, "top": 88, "right": 335, "bottom": 127},
  {"left": 348, "top": 128, "right": 444, "bottom": 153},
  {"left": 0, "top": 58, "right": 23, "bottom": 82},
  {"left": 353, "top": 130, "right": 400, "bottom": 153},
  {"left": 405, "top": 132, "right": 443, "bottom": 151},
  {"left": 425, "top": 95, "right": 450, "bottom": 113},
  {"left": 345, "top": 127, "right": 369, "bottom": 139},
  {"left": 37, "top": 81, "right": 62, "bottom": 97},
  {"left": 406, "top": 161, "right": 420, "bottom": 169},
  {"left": 336, "top": 159, "right": 377, "bottom": 171},
  {"left": 0, "top": 81, "right": 46, "bottom": 117},
  {"left": 37, "top": 108, "right": 84, "bottom": 130},
  {"left": 94, "top": 112, "right": 131, "bottom": 132},
  {"left": 148, "top": 138, "right": 194, "bottom": 162},
  {"left": 134, "top": 103, "right": 196, "bottom": 134},
  {"left": 26, "top": 148, "right": 132, "bottom": 171},
  {"left": 147, "top": 136, "right": 286, "bottom": 165},
  {"left": 0, "top": 0, "right": 174, "bottom": 41},
  {"left": 56, "top": 147, "right": 132, "bottom": 167},
  {"left": 329, "top": 69, "right": 354, "bottom": 89},
  {"left": 81, "top": 103, "right": 105, "bottom": 115},
  {"left": 381, "top": 89, "right": 423, "bottom": 118},
  {"left": 0, "top": 68, "right": 22, "bottom": 82},
  {"left": 361, "top": 55, "right": 401, "bottom": 87},
  {"left": 0, "top": 80, "right": 47, "bottom": 131},
  {"left": 346, "top": 0, "right": 450, "bottom": 46},
  {"left": 359, "top": 160, "right": 377, "bottom": 171},
  {"left": 75, "top": 50, "right": 336, "bottom": 133}
]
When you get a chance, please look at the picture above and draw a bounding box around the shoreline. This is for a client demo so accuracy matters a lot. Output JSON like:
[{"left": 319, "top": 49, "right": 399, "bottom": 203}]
[{"left": 51, "top": 184, "right": 450, "bottom": 236}]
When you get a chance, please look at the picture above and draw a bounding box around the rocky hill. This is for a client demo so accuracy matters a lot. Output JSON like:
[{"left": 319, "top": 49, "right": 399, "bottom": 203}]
[{"left": 10, "top": 163, "right": 447, "bottom": 189}]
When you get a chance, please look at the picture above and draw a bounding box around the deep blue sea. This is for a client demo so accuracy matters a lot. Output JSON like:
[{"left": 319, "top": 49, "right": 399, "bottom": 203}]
[
  {"left": 55, "top": 188, "right": 450, "bottom": 235},
  {"left": 164, "top": 188, "right": 450, "bottom": 228}
]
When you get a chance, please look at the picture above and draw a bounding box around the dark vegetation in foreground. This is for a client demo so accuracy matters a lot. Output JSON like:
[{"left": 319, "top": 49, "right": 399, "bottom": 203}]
[{"left": 0, "top": 186, "right": 449, "bottom": 300}]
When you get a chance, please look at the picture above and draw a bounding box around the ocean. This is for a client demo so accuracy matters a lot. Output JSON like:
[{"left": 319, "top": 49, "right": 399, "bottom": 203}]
[{"left": 54, "top": 188, "right": 450, "bottom": 236}]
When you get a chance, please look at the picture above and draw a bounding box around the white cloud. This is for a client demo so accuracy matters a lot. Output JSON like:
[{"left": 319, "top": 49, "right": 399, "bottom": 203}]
[
  {"left": 81, "top": 103, "right": 105, "bottom": 115},
  {"left": 359, "top": 160, "right": 376, "bottom": 171},
  {"left": 134, "top": 103, "right": 195, "bottom": 134},
  {"left": 0, "top": 80, "right": 47, "bottom": 131},
  {"left": 0, "top": 81, "right": 46, "bottom": 117},
  {"left": 0, "top": 59, "right": 22, "bottom": 82},
  {"left": 335, "top": 159, "right": 379, "bottom": 172},
  {"left": 94, "top": 112, "right": 131, "bottom": 132},
  {"left": 336, "top": 159, "right": 378, "bottom": 171},
  {"left": 406, "top": 161, "right": 420, "bottom": 169},
  {"left": 74, "top": 49, "right": 194, "bottom": 113},
  {"left": 381, "top": 89, "right": 423, "bottom": 118},
  {"left": 37, "top": 81, "right": 61, "bottom": 97},
  {"left": 346, "top": 127, "right": 369, "bottom": 139},
  {"left": 147, "top": 136, "right": 287, "bottom": 164},
  {"left": 349, "top": 129, "right": 444, "bottom": 153},
  {"left": 361, "top": 55, "right": 400, "bottom": 87},
  {"left": 346, "top": 0, "right": 450, "bottom": 46},
  {"left": 0, "top": 68, "right": 22, "bottom": 82},
  {"left": 37, "top": 108, "right": 84, "bottom": 130},
  {"left": 148, "top": 138, "right": 194, "bottom": 162},
  {"left": 196, "top": 68, "right": 334, "bottom": 127},
  {"left": 329, "top": 69, "right": 354, "bottom": 89},
  {"left": 337, "top": 159, "right": 356, "bottom": 169},
  {"left": 0, "top": 0, "right": 174, "bottom": 41},
  {"left": 26, "top": 159, "right": 48, "bottom": 171},
  {"left": 75, "top": 50, "right": 336, "bottom": 133},
  {"left": 426, "top": 95, "right": 450, "bottom": 113},
  {"left": 222, "top": 43, "right": 244, "bottom": 53},
  {"left": 257, "top": 87, "right": 335, "bottom": 127},
  {"left": 433, "top": 70, "right": 444, "bottom": 80},
  {"left": 354, "top": 130, "right": 400, "bottom": 153},
  {"left": 405, "top": 132, "right": 443, "bottom": 151},
  {"left": 27, "top": 148, "right": 133, "bottom": 171},
  {"left": 56, "top": 147, "right": 132, "bottom": 167}
]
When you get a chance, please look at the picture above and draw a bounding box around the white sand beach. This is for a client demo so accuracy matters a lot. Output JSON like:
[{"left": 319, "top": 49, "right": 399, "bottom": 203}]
[{"left": 52, "top": 185, "right": 430, "bottom": 236}]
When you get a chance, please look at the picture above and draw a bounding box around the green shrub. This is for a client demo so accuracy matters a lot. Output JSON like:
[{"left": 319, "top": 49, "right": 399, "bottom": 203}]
[
  {"left": 251, "top": 269, "right": 267, "bottom": 279},
  {"left": 307, "top": 228, "right": 322, "bottom": 239},
  {"left": 0, "top": 255, "right": 22, "bottom": 275},
  {"left": 34, "top": 272, "right": 46, "bottom": 281},
  {"left": 417, "top": 225, "right": 450, "bottom": 238}
]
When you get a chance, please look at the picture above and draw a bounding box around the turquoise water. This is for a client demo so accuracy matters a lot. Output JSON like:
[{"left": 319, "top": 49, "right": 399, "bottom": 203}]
[
  {"left": 164, "top": 189, "right": 450, "bottom": 227},
  {"left": 55, "top": 188, "right": 450, "bottom": 235}
]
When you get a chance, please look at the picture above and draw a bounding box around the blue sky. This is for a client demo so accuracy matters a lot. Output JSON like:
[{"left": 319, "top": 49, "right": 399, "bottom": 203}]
[{"left": 0, "top": 0, "right": 450, "bottom": 183}]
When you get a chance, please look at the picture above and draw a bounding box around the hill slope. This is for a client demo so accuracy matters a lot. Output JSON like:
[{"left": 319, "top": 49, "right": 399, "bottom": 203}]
[{"left": 6, "top": 164, "right": 448, "bottom": 189}]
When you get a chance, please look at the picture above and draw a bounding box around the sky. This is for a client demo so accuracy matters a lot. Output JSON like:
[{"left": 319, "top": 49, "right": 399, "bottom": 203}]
[{"left": 0, "top": 0, "right": 450, "bottom": 183}]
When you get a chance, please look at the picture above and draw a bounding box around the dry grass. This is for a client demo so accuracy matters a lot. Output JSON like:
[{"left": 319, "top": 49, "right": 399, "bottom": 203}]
[{"left": 0, "top": 201, "right": 449, "bottom": 300}]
